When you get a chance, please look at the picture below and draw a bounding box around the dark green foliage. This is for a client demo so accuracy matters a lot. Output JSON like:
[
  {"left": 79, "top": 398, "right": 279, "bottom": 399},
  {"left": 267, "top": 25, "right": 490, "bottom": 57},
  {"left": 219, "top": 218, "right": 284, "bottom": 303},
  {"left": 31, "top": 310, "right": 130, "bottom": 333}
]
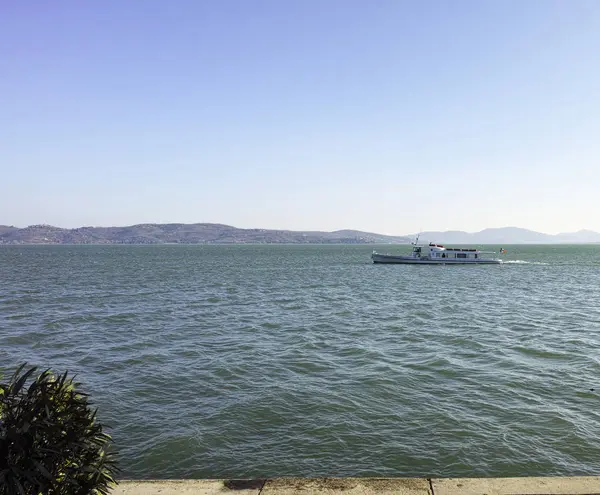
[{"left": 0, "top": 364, "right": 118, "bottom": 494}]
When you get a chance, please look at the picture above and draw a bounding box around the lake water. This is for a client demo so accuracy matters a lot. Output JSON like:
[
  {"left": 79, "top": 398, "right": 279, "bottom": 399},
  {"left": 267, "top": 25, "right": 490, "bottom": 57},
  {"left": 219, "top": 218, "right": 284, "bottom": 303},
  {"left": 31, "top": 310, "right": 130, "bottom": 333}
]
[{"left": 1, "top": 244, "right": 600, "bottom": 479}]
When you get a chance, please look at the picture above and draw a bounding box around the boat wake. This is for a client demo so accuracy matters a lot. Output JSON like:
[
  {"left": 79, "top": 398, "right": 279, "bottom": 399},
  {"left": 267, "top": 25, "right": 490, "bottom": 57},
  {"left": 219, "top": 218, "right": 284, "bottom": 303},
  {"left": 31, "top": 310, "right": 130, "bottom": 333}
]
[{"left": 503, "top": 260, "right": 549, "bottom": 265}]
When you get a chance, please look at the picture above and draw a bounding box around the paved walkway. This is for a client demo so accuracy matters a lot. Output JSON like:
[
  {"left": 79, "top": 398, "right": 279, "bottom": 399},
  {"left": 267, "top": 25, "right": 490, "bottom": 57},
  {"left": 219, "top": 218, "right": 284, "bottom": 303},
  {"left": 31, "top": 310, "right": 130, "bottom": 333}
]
[{"left": 113, "top": 477, "right": 600, "bottom": 494}]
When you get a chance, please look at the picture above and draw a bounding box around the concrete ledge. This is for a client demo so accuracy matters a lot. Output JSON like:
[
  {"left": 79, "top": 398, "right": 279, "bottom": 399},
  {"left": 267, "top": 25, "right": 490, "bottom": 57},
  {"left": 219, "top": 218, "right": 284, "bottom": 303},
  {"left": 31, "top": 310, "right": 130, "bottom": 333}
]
[
  {"left": 432, "top": 477, "right": 600, "bottom": 494},
  {"left": 114, "top": 479, "right": 265, "bottom": 494},
  {"left": 113, "top": 477, "right": 600, "bottom": 495},
  {"left": 262, "top": 478, "right": 431, "bottom": 495}
]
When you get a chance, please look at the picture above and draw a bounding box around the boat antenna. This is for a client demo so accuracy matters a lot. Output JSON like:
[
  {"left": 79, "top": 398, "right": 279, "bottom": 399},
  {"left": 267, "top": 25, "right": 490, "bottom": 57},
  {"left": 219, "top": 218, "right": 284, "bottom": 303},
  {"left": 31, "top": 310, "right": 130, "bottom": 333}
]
[{"left": 412, "top": 232, "right": 420, "bottom": 245}]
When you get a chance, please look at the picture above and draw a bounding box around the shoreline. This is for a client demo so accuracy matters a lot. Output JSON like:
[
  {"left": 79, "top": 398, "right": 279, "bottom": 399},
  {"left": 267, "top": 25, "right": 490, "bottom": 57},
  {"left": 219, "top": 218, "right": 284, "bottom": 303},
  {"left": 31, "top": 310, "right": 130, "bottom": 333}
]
[{"left": 113, "top": 477, "right": 600, "bottom": 494}]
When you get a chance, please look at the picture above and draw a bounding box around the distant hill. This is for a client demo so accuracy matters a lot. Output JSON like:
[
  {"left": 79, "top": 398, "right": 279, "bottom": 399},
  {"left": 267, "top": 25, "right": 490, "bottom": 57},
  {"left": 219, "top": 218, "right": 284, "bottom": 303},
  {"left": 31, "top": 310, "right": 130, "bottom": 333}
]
[
  {"left": 554, "top": 229, "right": 600, "bottom": 243},
  {"left": 414, "top": 227, "right": 600, "bottom": 244},
  {"left": 0, "top": 225, "right": 18, "bottom": 236},
  {"left": 2, "top": 224, "right": 599, "bottom": 245},
  {"left": 0, "top": 223, "right": 411, "bottom": 245}
]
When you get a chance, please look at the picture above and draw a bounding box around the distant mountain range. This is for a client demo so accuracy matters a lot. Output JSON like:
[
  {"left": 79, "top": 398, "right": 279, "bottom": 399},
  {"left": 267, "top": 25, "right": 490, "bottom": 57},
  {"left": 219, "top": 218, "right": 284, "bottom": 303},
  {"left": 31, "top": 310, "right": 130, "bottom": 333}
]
[
  {"left": 0, "top": 224, "right": 410, "bottom": 245},
  {"left": 0, "top": 224, "right": 599, "bottom": 245},
  {"left": 414, "top": 227, "right": 600, "bottom": 244}
]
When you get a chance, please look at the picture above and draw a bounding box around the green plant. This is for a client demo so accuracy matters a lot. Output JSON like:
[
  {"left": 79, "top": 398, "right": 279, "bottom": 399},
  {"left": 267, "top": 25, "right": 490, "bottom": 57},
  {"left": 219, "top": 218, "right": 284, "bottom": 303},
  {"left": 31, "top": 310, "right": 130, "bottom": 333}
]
[{"left": 0, "top": 364, "right": 118, "bottom": 494}]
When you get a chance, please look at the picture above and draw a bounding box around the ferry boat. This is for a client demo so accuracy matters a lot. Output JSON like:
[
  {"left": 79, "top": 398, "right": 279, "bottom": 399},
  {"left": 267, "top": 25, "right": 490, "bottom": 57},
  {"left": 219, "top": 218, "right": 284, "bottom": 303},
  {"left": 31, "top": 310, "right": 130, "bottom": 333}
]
[{"left": 371, "top": 236, "right": 502, "bottom": 265}]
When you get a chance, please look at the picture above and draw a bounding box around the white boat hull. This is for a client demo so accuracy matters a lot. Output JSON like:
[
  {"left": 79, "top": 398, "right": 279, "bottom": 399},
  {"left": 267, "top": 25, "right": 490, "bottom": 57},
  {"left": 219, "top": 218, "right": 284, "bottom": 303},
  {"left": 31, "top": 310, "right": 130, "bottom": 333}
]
[{"left": 371, "top": 253, "right": 502, "bottom": 265}]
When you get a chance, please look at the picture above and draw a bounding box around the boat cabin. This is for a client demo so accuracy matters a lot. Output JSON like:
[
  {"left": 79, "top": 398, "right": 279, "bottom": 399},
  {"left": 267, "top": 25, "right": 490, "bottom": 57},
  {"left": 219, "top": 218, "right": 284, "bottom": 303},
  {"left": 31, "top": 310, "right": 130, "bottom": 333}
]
[
  {"left": 426, "top": 243, "right": 480, "bottom": 259},
  {"left": 411, "top": 245, "right": 423, "bottom": 257}
]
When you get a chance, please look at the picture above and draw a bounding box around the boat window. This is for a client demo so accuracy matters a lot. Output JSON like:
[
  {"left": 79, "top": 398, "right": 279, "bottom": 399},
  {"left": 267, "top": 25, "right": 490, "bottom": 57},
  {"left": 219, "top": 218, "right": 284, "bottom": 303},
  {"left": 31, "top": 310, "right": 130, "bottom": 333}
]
[
  {"left": 457, "top": 253, "right": 467, "bottom": 259},
  {"left": 475, "top": 254, "right": 478, "bottom": 259}
]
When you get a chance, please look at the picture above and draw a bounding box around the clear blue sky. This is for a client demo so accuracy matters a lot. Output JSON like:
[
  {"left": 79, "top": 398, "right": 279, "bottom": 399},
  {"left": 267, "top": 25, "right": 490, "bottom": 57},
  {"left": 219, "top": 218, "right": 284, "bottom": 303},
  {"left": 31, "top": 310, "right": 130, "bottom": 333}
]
[{"left": 2, "top": 0, "right": 599, "bottom": 234}]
